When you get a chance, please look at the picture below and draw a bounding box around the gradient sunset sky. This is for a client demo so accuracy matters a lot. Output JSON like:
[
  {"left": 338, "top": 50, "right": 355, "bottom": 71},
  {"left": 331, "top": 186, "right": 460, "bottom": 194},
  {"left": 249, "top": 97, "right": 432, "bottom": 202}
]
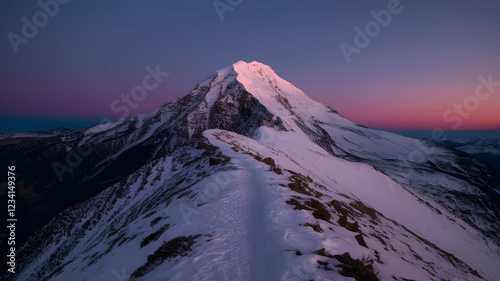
[{"left": 1, "top": 0, "right": 499, "bottom": 132}]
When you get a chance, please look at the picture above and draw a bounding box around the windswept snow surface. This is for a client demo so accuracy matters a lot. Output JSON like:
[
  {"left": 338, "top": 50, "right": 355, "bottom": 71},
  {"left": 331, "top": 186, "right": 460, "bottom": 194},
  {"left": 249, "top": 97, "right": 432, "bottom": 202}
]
[
  {"left": 4, "top": 61, "right": 500, "bottom": 281},
  {"left": 166, "top": 137, "right": 287, "bottom": 281},
  {"left": 430, "top": 137, "right": 500, "bottom": 171},
  {"left": 206, "top": 128, "right": 499, "bottom": 280}
]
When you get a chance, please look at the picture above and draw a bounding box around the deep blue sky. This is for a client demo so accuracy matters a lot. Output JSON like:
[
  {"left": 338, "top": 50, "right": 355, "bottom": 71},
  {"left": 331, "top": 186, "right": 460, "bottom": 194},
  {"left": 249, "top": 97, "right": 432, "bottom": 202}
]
[{"left": 1, "top": 0, "right": 500, "bottom": 132}]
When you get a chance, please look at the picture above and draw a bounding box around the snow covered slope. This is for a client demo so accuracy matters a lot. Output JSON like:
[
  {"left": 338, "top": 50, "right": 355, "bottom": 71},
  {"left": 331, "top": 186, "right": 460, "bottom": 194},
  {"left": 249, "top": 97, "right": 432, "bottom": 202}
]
[
  {"left": 2, "top": 61, "right": 500, "bottom": 281},
  {"left": 430, "top": 138, "right": 500, "bottom": 171}
]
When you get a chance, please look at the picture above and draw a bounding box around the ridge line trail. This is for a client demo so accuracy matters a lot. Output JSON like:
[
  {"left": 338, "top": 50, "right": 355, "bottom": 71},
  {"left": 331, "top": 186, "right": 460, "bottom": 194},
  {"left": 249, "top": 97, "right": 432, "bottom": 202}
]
[
  {"left": 241, "top": 155, "right": 284, "bottom": 280},
  {"left": 202, "top": 143, "right": 285, "bottom": 281}
]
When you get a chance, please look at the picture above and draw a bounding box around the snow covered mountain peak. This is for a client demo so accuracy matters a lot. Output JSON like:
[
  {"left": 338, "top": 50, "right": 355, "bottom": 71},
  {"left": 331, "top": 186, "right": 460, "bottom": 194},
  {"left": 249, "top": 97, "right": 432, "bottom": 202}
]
[
  {"left": 180, "top": 60, "right": 351, "bottom": 142},
  {"left": 205, "top": 60, "right": 317, "bottom": 107},
  {"left": 2, "top": 62, "right": 500, "bottom": 281},
  {"left": 238, "top": 60, "right": 314, "bottom": 101}
]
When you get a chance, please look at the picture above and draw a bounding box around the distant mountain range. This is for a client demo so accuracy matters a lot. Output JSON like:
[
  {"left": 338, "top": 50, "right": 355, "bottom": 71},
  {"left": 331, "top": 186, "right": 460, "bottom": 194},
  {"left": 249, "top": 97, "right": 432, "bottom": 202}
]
[
  {"left": 1, "top": 61, "right": 499, "bottom": 280},
  {"left": 429, "top": 138, "right": 500, "bottom": 171}
]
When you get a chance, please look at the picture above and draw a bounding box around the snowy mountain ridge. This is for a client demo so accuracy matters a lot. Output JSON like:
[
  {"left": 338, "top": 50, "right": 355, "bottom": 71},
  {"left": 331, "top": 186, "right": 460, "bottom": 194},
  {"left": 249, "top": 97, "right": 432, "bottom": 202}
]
[
  {"left": 429, "top": 138, "right": 500, "bottom": 171},
  {"left": 1, "top": 61, "right": 500, "bottom": 281}
]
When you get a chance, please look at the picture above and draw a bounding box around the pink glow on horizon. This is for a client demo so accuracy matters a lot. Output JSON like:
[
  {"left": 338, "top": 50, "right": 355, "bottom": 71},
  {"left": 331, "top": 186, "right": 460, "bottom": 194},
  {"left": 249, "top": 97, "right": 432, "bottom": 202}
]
[
  {"left": 5, "top": 63, "right": 500, "bottom": 131},
  {"left": 336, "top": 92, "right": 500, "bottom": 130},
  {"left": 320, "top": 71, "right": 500, "bottom": 130}
]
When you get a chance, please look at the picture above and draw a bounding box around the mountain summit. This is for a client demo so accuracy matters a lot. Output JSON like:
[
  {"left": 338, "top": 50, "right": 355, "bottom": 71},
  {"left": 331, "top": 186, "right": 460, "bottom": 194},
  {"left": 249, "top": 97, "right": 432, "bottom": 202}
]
[
  {"left": 163, "top": 60, "right": 347, "bottom": 141},
  {"left": 1, "top": 61, "right": 500, "bottom": 281}
]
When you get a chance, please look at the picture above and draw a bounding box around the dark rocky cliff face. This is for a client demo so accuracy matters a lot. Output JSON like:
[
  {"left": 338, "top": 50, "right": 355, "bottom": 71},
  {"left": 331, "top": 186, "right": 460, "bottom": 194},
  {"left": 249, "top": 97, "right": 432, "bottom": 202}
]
[
  {"left": 1, "top": 61, "right": 500, "bottom": 280},
  {"left": 0, "top": 70, "right": 280, "bottom": 253}
]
